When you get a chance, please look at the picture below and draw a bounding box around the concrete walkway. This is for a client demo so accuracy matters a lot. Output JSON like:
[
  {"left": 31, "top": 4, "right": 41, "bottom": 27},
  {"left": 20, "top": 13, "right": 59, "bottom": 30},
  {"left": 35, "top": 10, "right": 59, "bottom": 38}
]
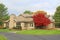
[{"left": 0, "top": 32, "right": 60, "bottom": 40}]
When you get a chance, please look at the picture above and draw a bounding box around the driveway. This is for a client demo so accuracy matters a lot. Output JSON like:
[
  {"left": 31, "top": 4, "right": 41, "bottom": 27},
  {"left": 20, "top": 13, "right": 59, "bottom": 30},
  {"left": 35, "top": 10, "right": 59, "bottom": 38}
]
[{"left": 0, "top": 32, "right": 60, "bottom": 40}]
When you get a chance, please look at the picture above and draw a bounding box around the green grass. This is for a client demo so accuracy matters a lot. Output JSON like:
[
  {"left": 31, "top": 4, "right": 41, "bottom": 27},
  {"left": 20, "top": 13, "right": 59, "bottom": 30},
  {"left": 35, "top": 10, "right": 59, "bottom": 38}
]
[
  {"left": 0, "top": 29, "right": 60, "bottom": 35},
  {"left": 0, "top": 29, "right": 11, "bottom": 32},
  {"left": 0, "top": 35, "right": 7, "bottom": 40},
  {"left": 0, "top": 29, "right": 17, "bottom": 32},
  {"left": 16, "top": 29, "right": 60, "bottom": 35}
]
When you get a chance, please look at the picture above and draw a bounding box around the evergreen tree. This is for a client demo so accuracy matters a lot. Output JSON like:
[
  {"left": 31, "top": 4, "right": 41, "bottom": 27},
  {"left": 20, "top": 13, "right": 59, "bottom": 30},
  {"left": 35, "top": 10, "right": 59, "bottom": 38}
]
[
  {"left": 54, "top": 6, "right": 60, "bottom": 27},
  {"left": 0, "top": 3, "right": 9, "bottom": 26}
]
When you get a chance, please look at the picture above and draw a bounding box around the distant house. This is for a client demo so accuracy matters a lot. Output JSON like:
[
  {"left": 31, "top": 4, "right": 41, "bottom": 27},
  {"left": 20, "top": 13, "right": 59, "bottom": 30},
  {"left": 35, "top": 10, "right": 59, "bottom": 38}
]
[{"left": 4, "top": 13, "right": 55, "bottom": 30}]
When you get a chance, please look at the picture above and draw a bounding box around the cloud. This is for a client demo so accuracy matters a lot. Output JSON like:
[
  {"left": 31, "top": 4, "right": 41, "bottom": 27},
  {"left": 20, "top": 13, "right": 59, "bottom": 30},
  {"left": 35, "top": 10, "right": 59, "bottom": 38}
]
[
  {"left": 0, "top": 0, "right": 60, "bottom": 15},
  {"left": 0, "top": 0, "right": 2, "bottom": 3},
  {"left": 31, "top": 2, "right": 50, "bottom": 8}
]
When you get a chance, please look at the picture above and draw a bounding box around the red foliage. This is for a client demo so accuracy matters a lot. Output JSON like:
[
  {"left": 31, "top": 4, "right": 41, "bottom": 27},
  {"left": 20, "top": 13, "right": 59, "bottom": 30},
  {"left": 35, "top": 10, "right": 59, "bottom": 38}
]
[{"left": 33, "top": 13, "right": 51, "bottom": 27}]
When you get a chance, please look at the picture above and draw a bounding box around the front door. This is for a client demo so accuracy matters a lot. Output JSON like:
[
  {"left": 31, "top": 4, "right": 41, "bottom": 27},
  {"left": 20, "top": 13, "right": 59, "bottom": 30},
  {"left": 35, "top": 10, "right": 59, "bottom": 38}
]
[{"left": 16, "top": 22, "right": 21, "bottom": 30}]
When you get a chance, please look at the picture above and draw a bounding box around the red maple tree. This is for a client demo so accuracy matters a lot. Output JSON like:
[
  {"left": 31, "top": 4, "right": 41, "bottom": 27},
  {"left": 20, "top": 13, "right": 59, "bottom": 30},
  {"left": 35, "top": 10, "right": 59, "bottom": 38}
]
[{"left": 33, "top": 11, "right": 51, "bottom": 27}]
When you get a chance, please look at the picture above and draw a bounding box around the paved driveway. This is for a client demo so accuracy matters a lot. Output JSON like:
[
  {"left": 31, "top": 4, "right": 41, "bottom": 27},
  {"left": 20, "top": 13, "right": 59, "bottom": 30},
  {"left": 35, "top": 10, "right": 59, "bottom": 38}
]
[{"left": 0, "top": 32, "right": 60, "bottom": 40}]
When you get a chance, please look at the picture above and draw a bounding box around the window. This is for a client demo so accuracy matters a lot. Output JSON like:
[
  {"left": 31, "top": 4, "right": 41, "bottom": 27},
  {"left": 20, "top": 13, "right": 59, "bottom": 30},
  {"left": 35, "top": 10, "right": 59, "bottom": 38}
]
[
  {"left": 30, "top": 23, "right": 33, "bottom": 27},
  {"left": 24, "top": 22, "right": 28, "bottom": 27},
  {"left": 16, "top": 22, "right": 21, "bottom": 27}
]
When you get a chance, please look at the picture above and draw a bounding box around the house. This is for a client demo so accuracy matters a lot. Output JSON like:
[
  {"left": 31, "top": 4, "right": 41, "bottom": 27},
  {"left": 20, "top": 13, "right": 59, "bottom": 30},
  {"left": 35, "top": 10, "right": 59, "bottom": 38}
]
[
  {"left": 4, "top": 13, "right": 55, "bottom": 30},
  {"left": 4, "top": 14, "right": 35, "bottom": 30}
]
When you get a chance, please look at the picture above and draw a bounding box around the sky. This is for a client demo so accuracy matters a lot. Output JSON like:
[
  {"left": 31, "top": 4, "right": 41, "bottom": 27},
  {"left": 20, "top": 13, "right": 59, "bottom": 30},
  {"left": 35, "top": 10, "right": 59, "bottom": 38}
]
[{"left": 0, "top": 0, "right": 60, "bottom": 15}]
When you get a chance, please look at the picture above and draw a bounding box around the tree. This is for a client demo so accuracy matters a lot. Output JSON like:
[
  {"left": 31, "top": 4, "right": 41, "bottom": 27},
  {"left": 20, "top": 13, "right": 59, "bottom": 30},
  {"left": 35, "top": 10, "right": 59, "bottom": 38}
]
[
  {"left": 24, "top": 10, "right": 32, "bottom": 14},
  {"left": 33, "top": 11, "right": 51, "bottom": 29},
  {"left": 54, "top": 6, "right": 60, "bottom": 27},
  {"left": 0, "top": 3, "right": 9, "bottom": 26}
]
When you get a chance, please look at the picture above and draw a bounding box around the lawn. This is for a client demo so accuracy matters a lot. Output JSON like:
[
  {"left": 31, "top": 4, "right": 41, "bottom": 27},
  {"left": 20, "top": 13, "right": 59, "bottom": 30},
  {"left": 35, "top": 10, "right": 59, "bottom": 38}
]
[
  {"left": 0, "top": 29, "right": 60, "bottom": 35},
  {"left": 0, "top": 29, "right": 10, "bottom": 32},
  {"left": 0, "top": 35, "right": 7, "bottom": 40},
  {"left": 0, "top": 29, "right": 17, "bottom": 32},
  {"left": 16, "top": 29, "right": 60, "bottom": 35}
]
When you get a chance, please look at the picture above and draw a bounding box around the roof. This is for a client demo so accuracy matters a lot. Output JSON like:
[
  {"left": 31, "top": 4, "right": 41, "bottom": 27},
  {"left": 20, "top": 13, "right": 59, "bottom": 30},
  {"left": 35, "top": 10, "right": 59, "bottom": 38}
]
[
  {"left": 15, "top": 14, "right": 33, "bottom": 22},
  {"left": 19, "top": 14, "right": 33, "bottom": 17},
  {"left": 5, "top": 14, "right": 33, "bottom": 22},
  {"left": 4, "top": 20, "right": 9, "bottom": 22}
]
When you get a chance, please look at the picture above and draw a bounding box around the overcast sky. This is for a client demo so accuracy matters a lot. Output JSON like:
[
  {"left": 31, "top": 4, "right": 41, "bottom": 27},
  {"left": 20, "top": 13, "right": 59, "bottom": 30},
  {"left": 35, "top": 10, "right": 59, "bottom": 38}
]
[{"left": 0, "top": 0, "right": 60, "bottom": 15}]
